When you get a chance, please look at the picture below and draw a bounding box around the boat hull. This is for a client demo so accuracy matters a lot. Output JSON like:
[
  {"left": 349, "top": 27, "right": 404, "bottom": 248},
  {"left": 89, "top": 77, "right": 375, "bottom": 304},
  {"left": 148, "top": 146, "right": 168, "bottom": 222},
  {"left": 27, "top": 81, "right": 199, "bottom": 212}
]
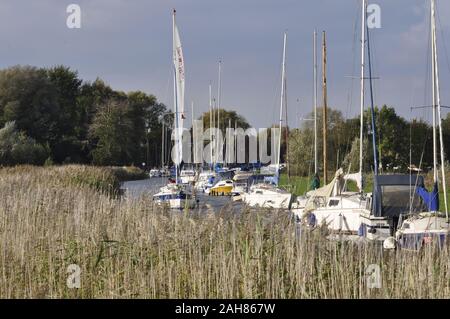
[{"left": 242, "top": 193, "right": 292, "bottom": 209}]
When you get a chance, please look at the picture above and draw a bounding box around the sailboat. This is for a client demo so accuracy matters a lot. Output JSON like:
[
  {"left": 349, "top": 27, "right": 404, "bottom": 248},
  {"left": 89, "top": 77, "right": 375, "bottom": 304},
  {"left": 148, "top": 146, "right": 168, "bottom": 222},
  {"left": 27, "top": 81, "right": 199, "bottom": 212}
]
[
  {"left": 153, "top": 9, "right": 196, "bottom": 209},
  {"left": 292, "top": 2, "right": 371, "bottom": 232},
  {"left": 394, "top": 0, "right": 449, "bottom": 250},
  {"left": 242, "top": 32, "right": 292, "bottom": 209}
]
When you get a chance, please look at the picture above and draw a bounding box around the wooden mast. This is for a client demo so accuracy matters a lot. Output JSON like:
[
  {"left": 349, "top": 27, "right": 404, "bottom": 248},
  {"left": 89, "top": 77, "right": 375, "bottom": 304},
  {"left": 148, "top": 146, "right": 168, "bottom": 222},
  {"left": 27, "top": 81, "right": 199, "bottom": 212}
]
[{"left": 313, "top": 30, "right": 318, "bottom": 175}]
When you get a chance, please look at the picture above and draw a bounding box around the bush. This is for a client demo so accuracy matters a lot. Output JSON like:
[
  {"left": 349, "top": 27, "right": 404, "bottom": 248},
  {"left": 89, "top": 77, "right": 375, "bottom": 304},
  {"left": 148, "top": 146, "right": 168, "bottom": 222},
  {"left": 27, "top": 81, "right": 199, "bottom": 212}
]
[{"left": 110, "top": 166, "right": 148, "bottom": 181}]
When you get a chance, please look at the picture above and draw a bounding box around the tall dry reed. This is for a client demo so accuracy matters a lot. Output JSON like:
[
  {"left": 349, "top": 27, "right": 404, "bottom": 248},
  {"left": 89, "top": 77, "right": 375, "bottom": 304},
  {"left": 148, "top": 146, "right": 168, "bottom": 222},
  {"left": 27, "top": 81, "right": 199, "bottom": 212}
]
[{"left": 0, "top": 166, "right": 449, "bottom": 298}]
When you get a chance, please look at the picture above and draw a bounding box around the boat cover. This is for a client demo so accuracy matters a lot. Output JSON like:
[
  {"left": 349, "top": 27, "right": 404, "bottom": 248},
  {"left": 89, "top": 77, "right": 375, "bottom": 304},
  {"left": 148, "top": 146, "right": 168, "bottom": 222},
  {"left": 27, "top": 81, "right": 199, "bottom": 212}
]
[{"left": 372, "top": 174, "right": 426, "bottom": 217}]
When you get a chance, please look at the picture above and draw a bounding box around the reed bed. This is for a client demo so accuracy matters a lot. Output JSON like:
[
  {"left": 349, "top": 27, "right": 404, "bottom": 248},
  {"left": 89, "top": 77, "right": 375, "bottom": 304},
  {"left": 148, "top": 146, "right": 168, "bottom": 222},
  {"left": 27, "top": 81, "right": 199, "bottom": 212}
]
[{"left": 0, "top": 166, "right": 449, "bottom": 298}]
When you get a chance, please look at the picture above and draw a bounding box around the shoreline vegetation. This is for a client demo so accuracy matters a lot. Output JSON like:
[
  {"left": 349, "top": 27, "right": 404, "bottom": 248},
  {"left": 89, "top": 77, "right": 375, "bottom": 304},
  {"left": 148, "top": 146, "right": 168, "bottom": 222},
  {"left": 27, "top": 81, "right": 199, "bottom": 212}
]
[{"left": 0, "top": 165, "right": 449, "bottom": 298}]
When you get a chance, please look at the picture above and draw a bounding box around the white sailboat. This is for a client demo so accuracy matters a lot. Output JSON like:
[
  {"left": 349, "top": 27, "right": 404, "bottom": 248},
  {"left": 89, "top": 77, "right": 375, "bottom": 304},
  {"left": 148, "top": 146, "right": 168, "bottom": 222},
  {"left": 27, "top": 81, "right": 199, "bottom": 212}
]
[
  {"left": 292, "top": 2, "right": 370, "bottom": 232},
  {"left": 395, "top": 0, "right": 449, "bottom": 249},
  {"left": 242, "top": 31, "right": 292, "bottom": 209},
  {"left": 153, "top": 9, "right": 196, "bottom": 210}
]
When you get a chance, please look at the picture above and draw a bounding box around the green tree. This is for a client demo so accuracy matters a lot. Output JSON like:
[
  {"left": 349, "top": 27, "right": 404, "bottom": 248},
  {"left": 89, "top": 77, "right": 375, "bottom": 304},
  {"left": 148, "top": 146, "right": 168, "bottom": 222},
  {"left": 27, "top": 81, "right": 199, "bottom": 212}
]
[
  {"left": 0, "top": 66, "right": 60, "bottom": 149},
  {"left": 46, "top": 66, "right": 83, "bottom": 162},
  {"left": 0, "top": 121, "right": 49, "bottom": 165},
  {"left": 372, "top": 105, "right": 408, "bottom": 171},
  {"left": 89, "top": 99, "right": 133, "bottom": 165},
  {"left": 200, "top": 108, "right": 250, "bottom": 131}
]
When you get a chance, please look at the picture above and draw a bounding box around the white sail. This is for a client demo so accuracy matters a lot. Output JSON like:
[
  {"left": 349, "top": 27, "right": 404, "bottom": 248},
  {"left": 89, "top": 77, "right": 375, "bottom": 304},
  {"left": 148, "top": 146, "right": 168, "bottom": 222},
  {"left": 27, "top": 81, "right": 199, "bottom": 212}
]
[{"left": 172, "top": 10, "right": 185, "bottom": 167}]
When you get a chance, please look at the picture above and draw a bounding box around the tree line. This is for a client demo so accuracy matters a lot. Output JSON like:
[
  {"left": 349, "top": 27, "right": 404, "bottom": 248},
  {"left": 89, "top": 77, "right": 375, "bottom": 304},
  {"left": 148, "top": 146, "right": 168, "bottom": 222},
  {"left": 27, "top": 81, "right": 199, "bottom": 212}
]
[
  {"left": 0, "top": 65, "right": 168, "bottom": 167},
  {"left": 1, "top": 65, "right": 449, "bottom": 174},
  {"left": 288, "top": 106, "right": 450, "bottom": 177}
]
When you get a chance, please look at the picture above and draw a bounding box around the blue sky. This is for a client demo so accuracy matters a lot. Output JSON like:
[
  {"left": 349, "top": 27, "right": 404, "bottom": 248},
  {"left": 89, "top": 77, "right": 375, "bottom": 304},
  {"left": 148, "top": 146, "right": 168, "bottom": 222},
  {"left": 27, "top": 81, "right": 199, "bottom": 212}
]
[{"left": 0, "top": 0, "right": 449, "bottom": 127}]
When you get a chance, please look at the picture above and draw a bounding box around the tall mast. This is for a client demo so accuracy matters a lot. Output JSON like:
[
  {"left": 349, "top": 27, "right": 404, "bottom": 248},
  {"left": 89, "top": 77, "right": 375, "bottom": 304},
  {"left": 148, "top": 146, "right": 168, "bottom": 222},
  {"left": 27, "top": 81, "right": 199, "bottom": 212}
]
[
  {"left": 431, "top": 0, "right": 438, "bottom": 184},
  {"left": 366, "top": 0, "right": 379, "bottom": 176},
  {"left": 228, "top": 118, "right": 232, "bottom": 164},
  {"left": 212, "top": 98, "right": 216, "bottom": 166},
  {"left": 209, "top": 83, "right": 213, "bottom": 168},
  {"left": 322, "top": 31, "right": 328, "bottom": 184},
  {"left": 285, "top": 52, "right": 290, "bottom": 181},
  {"left": 217, "top": 60, "right": 222, "bottom": 164},
  {"left": 234, "top": 120, "right": 237, "bottom": 164},
  {"left": 172, "top": 9, "right": 179, "bottom": 183},
  {"left": 278, "top": 32, "right": 287, "bottom": 172},
  {"left": 431, "top": 0, "right": 448, "bottom": 216},
  {"left": 191, "top": 101, "right": 195, "bottom": 164},
  {"left": 313, "top": 30, "right": 318, "bottom": 175},
  {"left": 161, "top": 121, "right": 165, "bottom": 167},
  {"left": 359, "top": 0, "right": 366, "bottom": 191}
]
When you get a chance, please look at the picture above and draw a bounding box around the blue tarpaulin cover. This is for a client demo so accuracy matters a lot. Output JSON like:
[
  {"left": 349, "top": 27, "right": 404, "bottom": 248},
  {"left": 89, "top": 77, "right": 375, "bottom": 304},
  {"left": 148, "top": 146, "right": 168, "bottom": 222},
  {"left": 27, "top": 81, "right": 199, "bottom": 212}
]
[{"left": 416, "top": 182, "right": 439, "bottom": 211}]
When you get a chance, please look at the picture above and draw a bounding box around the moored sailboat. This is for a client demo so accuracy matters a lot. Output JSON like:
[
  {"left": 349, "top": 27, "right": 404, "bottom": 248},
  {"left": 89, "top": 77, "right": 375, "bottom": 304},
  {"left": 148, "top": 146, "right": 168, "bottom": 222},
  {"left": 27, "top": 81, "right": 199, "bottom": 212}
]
[
  {"left": 153, "top": 9, "right": 196, "bottom": 210},
  {"left": 394, "top": 0, "right": 449, "bottom": 249}
]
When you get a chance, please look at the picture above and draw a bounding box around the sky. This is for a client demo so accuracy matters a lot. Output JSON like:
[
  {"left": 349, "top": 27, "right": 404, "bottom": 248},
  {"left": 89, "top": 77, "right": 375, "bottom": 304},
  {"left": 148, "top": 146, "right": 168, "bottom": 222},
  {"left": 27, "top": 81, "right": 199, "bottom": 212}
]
[{"left": 0, "top": 0, "right": 449, "bottom": 128}]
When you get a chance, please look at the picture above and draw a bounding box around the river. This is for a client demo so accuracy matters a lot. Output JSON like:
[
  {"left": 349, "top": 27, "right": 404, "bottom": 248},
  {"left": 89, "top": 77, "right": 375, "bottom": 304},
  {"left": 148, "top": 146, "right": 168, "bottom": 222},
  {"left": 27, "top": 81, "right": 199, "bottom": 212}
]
[{"left": 121, "top": 177, "right": 243, "bottom": 212}]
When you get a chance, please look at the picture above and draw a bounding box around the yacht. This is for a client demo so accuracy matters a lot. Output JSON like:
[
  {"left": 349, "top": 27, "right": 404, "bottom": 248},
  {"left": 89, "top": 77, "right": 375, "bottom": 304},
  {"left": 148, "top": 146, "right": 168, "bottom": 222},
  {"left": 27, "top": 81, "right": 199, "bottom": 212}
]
[
  {"left": 149, "top": 168, "right": 161, "bottom": 178},
  {"left": 242, "top": 183, "right": 292, "bottom": 209},
  {"left": 180, "top": 169, "right": 196, "bottom": 184},
  {"left": 153, "top": 183, "right": 196, "bottom": 209},
  {"left": 210, "top": 180, "right": 234, "bottom": 196},
  {"left": 393, "top": 0, "right": 449, "bottom": 250}
]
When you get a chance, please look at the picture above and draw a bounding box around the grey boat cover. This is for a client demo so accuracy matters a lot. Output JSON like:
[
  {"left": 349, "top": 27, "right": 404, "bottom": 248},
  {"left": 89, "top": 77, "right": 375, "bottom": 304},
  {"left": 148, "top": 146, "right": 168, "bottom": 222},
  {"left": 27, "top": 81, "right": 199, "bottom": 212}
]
[{"left": 372, "top": 174, "right": 426, "bottom": 217}]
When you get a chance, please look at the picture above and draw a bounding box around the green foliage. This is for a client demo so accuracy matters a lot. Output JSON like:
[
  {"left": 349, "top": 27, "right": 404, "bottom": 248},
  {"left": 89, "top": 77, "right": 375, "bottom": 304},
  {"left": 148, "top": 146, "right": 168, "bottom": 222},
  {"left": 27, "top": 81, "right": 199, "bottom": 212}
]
[
  {"left": 89, "top": 99, "right": 134, "bottom": 165},
  {"left": 200, "top": 108, "right": 250, "bottom": 131},
  {"left": 0, "top": 121, "right": 49, "bottom": 165},
  {"left": 288, "top": 105, "right": 441, "bottom": 177},
  {"left": 341, "top": 137, "right": 373, "bottom": 173},
  {"left": 0, "top": 66, "right": 169, "bottom": 167},
  {"left": 288, "top": 128, "right": 315, "bottom": 176},
  {"left": 0, "top": 66, "right": 60, "bottom": 147}
]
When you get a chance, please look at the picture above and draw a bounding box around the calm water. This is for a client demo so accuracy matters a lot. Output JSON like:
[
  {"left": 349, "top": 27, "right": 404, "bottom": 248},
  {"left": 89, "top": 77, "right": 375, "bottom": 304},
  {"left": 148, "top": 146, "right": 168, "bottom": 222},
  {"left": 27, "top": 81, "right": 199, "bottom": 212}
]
[{"left": 121, "top": 177, "right": 243, "bottom": 212}]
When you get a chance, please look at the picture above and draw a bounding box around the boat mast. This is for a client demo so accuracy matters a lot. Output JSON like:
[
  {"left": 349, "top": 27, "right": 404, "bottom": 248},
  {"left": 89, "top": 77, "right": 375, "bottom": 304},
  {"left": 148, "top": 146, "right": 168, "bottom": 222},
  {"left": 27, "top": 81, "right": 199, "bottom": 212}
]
[
  {"left": 366, "top": 0, "right": 379, "bottom": 176},
  {"left": 313, "top": 30, "right": 318, "bottom": 175},
  {"left": 431, "top": 0, "right": 438, "bottom": 185},
  {"left": 234, "top": 120, "right": 237, "bottom": 164},
  {"left": 172, "top": 9, "right": 179, "bottom": 183},
  {"left": 161, "top": 120, "right": 165, "bottom": 167},
  {"left": 217, "top": 60, "right": 222, "bottom": 164},
  {"left": 359, "top": 0, "right": 366, "bottom": 191},
  {"left": 228, "top": 118, "right": 232, "bottom": 164},
  {"left": 322, "top": 31, "right": 328, "bottom": 184},
  {"left": 431, "top": 0, "right": 448, "bottom": 216},
  {"left": 191, "top": 101, "right": 195, "bottom": 164},
  {"left": 209, "top": 83, "right": 213, "bottom": 168},
  {"left": 278, "top": 31, "right": 287, "bottom": 175}
]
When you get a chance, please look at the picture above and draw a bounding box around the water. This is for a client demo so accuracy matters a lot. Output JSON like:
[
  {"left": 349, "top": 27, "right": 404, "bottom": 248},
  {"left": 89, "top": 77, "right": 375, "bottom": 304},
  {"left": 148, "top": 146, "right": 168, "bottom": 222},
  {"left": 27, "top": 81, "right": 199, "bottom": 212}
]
[{"left": 121, "top": 177, "right": 243, "bottom": 212}]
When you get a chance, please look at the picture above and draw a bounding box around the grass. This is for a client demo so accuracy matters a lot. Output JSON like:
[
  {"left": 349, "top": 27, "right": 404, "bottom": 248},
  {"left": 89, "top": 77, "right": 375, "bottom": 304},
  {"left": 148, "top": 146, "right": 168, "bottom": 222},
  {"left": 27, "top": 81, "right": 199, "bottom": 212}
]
[
  {"left": 0, "top": 165, "right": 449, "bottom": 298},
  {"left": 279, "top": 175, "right": 311, "bottom": 196}
]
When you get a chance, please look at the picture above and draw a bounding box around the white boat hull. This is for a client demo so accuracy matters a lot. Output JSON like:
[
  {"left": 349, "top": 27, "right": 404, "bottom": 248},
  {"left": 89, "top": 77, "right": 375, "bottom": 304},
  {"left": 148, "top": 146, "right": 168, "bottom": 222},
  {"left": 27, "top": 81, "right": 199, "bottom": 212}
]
[
  {"left": 396, "top": 213, "right": 449, "bottom": 249},
  {"left": 242, "top": 192, "right": 292, "bottom": 209}
]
